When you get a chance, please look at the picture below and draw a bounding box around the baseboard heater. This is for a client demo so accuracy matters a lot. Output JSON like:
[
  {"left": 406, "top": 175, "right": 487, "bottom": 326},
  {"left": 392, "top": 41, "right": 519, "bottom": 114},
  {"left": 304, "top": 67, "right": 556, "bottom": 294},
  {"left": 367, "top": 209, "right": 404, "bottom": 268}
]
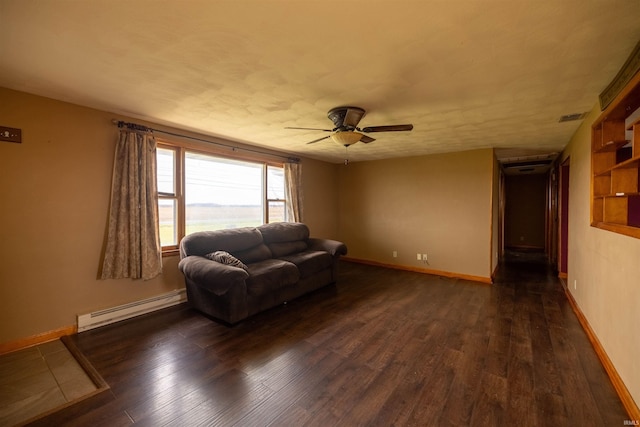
[{"left": 77, "top": 289, "right": 187, "bottom": 332}]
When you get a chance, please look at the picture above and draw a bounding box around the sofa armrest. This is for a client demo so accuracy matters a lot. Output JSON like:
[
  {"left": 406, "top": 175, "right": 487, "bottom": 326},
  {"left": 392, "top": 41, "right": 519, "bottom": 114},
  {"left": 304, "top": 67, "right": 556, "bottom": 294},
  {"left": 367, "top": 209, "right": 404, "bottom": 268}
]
[
  {"left": 178, "top": 256, "right": 249, "bottom": 295},
  {"left": 307, "top": 238, "right": 348, "bottom": 257}
]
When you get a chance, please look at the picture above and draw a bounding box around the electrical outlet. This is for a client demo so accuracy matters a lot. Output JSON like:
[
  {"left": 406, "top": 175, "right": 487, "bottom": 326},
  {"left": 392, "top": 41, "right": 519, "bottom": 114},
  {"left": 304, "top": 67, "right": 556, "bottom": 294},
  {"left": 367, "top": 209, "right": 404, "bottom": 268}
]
[
  {"left": 422, "top": 254, "right": 428, "bottom": 262},
  {"left": 0, "top": 126, "right": 22, "bottom": 143},
  {"left": 392, "top": 250, "right": 397, "bottom": 258},
  {"left": 416, "top": 253, "right": 421, "bottom": 260}
]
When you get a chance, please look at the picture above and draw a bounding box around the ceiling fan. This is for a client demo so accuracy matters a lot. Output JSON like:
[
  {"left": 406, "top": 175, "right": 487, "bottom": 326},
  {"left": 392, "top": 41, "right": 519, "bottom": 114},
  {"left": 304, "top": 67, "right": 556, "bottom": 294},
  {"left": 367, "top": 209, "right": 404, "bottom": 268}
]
[{"left": 285, "top": 106, "right": 413, "bottom": 146}]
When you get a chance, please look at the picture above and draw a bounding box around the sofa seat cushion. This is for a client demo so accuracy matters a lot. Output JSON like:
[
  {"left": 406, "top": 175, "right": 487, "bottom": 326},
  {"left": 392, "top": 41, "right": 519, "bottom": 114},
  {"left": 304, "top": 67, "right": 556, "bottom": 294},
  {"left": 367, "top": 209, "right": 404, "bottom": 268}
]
[
  {"left": 279, "top": 250, "right": 333, "bottom": 279},
  {"left": 245, "top": 259, "right": 299, "bottom": 296}
]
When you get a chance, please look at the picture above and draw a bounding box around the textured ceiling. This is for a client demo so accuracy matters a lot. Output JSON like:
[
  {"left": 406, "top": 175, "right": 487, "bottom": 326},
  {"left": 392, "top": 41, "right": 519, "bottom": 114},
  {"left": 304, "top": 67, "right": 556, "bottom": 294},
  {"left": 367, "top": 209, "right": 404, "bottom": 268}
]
[{"left": 1, "top": 0, "right": 640, "bottom": 164}]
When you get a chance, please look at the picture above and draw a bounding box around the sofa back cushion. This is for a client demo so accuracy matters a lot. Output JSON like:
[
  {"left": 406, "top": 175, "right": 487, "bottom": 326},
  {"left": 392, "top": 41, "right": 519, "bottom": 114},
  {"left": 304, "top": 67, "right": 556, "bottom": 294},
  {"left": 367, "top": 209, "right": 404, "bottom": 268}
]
[
  {"left": 258, "top": 223, "right": 310, "bottom": 257},
  {"left": 258, "top": 222, "right": 309, "bottom": 243},
  {"left": 180, "top": 227, "right": 269, "bottom": 260},
  {"left": 232, "top": 243, "right": 273, "bottom": 264}
]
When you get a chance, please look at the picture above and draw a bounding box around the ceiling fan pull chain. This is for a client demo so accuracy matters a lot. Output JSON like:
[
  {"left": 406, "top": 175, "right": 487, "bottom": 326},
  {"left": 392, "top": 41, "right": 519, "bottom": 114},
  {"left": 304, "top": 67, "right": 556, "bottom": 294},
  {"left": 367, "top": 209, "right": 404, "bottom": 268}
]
[{"left": 344, "top": 146, "right": 349, "bottom": 165}]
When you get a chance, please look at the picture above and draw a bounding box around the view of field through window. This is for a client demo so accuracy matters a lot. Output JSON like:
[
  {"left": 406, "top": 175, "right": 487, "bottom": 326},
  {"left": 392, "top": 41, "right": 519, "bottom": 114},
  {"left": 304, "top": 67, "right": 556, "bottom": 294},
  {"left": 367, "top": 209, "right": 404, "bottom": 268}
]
[{"left": 156, "top": 148, "right": 285, "bottom": 247}]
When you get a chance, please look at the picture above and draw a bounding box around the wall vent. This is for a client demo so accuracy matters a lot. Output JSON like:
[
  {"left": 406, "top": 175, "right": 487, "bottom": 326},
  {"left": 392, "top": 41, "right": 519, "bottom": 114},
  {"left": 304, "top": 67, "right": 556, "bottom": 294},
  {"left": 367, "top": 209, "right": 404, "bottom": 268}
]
[
  {"left": 559, "top": 112, "right": 587, "bottom": 122},
  {"left": 77, "top": 289, "right": 187, "bottom": 332}
]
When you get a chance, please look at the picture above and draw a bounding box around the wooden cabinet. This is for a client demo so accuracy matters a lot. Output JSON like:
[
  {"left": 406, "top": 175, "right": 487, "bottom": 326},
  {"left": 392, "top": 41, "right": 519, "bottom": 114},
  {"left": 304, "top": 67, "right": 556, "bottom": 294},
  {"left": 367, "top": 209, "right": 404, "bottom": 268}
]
[{"left": 591, "top": 70, "right": 640, "bottom": 238}]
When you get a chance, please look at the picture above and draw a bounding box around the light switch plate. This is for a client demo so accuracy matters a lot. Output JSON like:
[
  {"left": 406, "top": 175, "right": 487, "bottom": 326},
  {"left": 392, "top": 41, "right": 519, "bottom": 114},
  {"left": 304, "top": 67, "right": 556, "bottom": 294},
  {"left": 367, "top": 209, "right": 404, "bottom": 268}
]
[{"left": 0, "top": 126, "right": 22, "bottom": 143}]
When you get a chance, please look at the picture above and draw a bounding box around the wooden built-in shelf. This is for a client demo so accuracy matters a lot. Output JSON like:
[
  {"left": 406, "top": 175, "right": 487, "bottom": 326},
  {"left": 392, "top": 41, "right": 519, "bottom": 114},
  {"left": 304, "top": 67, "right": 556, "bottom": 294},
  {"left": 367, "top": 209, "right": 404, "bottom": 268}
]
[{"left": 591, "top": 70, "right": 640, "bottom": 236}]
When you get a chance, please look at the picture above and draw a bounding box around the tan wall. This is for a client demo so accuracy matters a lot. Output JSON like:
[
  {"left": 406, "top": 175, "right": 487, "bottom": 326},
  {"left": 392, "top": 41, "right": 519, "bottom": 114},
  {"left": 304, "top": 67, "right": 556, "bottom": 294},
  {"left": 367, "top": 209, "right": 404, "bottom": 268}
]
[
  {"left": 300, "top": 158, "right": 340, "bottom": 239},
  {"left": 563, "top": 104, "right": 640, "bottom": 406},
  {"left": 0, "top": 87, "right": 338, "bottom": 344},
  {"left": 337, "top": 149, "right": 494, "bottom": 280}
]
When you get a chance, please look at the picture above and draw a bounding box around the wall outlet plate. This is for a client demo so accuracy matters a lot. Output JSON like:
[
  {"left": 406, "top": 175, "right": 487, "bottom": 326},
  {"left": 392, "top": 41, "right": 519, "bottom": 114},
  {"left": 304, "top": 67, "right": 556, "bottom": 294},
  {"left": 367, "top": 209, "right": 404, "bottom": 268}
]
[{"left": 0, "top": 126, "right": 22, "bottom": 143}]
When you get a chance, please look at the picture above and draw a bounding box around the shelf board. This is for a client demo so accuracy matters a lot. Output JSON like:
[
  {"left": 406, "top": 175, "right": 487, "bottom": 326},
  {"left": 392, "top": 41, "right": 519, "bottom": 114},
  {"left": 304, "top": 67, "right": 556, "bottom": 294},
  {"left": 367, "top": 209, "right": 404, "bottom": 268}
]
[
  {"left": 593, "top": 221, "right": 640, "bottom": 239},
  {"left": 596, "top": 154, "right": 640, "bottom": 176},
  {"left": 614, "top": 156, "right": 640, "bottom": 169},
  {"left": 626, "top": 115, "right": 640, "bottom": 131},
  {"left": 594, "top": 169, "right": 612, "bottom": 177},
  {"left": 600, "top": 192, "right": 640, "bottom": 198},
  {"left": 594, "top": 139, "right": 629, "bottom": 152}
]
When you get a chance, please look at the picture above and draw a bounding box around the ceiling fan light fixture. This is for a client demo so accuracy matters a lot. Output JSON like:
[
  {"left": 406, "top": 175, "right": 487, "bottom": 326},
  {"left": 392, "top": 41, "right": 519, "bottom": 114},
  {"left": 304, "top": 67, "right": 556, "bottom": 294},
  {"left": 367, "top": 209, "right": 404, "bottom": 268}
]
[{"left": 331, "top": 131, "right": 362, "bottom": 146}]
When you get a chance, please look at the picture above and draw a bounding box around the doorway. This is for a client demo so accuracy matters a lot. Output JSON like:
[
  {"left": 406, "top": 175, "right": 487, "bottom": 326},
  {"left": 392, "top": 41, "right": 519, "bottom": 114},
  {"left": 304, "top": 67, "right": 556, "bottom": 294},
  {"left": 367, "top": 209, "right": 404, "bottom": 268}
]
[{"left": 503, "top": 173, "right": 548, "bottom": 253}]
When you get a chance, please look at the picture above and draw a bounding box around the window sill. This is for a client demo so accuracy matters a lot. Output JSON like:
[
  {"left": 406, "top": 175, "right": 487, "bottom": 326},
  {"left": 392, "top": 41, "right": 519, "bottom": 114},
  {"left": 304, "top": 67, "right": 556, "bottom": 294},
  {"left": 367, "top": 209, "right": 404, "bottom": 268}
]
[{"left": 162, "top": 248, "right": 180, "bottom": 257}]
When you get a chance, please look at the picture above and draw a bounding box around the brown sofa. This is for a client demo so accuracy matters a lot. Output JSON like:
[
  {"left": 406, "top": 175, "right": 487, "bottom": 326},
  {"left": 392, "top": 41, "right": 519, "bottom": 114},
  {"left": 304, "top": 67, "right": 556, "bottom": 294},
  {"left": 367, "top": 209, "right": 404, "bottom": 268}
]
[{"left": 178, "top": 222, "right": 347, "bottom": 324}]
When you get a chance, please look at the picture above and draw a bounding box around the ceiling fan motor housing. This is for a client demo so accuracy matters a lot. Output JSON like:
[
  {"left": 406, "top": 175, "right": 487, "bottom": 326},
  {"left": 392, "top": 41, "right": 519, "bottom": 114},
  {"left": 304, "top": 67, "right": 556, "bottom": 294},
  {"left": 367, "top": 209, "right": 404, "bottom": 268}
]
[{"left": 327, "top": 106, "right": 366, "bottom": 131}]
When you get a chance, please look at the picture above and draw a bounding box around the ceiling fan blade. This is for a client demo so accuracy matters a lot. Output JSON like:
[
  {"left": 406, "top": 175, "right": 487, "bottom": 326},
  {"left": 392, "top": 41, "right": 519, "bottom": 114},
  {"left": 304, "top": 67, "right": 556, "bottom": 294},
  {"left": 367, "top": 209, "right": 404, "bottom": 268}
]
[
  {"left": 285, "top": 127, "right": 333, "bottom": 131},
  {"left": 306, "top": 135, "right": 331, "bottom": 144},
  {"left": 360, "top": 135, "right": 376, "bottom": 143},
  {"left": 361, "top": 124, "right": 414, "bottom": 133}
]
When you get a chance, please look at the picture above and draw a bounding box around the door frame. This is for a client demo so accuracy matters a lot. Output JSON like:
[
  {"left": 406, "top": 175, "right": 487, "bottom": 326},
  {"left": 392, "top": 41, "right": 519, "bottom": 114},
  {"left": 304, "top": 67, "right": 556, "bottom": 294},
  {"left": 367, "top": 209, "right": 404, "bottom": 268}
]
[{"left": 558, "top": 158, "right": 570, "bottom": 278}]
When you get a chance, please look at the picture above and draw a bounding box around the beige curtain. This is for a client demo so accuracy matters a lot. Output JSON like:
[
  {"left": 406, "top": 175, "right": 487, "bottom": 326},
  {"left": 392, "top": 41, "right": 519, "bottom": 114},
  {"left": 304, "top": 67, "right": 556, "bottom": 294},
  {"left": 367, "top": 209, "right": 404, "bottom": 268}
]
[
  {"left": 101, "top": 129, "right": 162, "bottom": 280},
  {"left": 284, "top": 162, "right": 303, "bottom": 222}
]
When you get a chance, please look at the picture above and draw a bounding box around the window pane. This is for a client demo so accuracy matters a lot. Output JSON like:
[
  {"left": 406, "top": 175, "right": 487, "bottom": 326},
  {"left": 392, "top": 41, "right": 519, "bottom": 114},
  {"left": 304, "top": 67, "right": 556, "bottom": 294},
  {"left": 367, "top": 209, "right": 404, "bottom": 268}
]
[
  {"left": 268, "top": 201, "right": 285, "bottom": 223},
  {"left": 158, "top": 198, "right": 177, "bottom": 246},
  {"left": 267, "top": 165, "right": 285, "bottom": 200},
  {"left": 157, "top": 148, "right": 175, "bottom": 195},
  {"left": 185, "top": 152, "right": 263, "bottom": 232}
]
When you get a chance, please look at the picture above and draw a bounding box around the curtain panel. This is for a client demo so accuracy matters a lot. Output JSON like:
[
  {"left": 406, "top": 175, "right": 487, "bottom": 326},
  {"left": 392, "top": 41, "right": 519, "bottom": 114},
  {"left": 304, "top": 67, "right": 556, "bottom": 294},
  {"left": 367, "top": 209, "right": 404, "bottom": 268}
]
[
  {"left": 101, "top": 130, "right": 162, "bottom": 280},
  {"left": 284, "top": 162, "right": 303, "bottom": 222}
]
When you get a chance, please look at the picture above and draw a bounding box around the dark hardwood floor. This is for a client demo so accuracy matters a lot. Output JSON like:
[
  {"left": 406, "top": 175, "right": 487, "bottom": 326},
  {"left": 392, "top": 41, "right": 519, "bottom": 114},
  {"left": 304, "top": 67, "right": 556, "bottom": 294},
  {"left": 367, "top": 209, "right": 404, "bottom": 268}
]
[{"left": 28, "top": 255, "right": 628, "bottom": 426}]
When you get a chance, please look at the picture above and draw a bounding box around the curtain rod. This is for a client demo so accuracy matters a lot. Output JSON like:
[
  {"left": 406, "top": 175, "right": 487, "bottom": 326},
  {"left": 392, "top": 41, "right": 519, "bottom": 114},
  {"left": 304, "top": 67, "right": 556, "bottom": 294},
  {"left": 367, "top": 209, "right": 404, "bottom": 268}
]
[{"left": 112, "top": 120, "right": 300, "bottom": 163}]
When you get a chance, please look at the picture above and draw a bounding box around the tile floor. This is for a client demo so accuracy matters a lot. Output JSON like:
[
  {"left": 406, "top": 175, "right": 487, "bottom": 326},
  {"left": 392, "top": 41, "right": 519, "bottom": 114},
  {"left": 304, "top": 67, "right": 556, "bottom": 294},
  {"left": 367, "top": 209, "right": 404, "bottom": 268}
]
[{"left": 0, "top": 340, "right": 97, "bottom": 426}]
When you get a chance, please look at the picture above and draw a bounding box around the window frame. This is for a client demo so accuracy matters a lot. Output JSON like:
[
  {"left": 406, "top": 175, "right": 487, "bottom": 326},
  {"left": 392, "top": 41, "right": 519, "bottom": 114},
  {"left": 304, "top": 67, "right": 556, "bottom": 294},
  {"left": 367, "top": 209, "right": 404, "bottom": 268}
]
[
  {"left": 156, "top": 139, "right": 286, "bottom": 255},
  {"left": 265, "top": 164, "right": 287, "bottom": 224},
  {"left": 156, "top": 144, "right": 184, "bottom": 253}
]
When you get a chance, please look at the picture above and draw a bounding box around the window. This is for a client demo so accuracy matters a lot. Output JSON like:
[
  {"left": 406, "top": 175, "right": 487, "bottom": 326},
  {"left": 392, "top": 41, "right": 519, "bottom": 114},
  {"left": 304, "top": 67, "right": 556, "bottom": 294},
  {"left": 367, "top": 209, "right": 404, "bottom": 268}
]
[
  {"left": 156, "top": 143, "right": 286, "bottom": 251},
  {"left": 185, "top": 152, "right": 264, "bottom": 233},
  {"left": 157, "top": 147, "right": 180, "bottom": 248},
  {"left": 267, "top": 165, "right": 285, "bottom": 223}
]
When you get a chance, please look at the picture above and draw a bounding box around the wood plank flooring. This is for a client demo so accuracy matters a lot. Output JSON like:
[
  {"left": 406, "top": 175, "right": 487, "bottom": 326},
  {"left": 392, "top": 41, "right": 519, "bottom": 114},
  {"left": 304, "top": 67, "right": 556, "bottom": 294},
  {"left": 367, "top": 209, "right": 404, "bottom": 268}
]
[{"left": 27, "top": 254, "right": 628, "bottom": 426}]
